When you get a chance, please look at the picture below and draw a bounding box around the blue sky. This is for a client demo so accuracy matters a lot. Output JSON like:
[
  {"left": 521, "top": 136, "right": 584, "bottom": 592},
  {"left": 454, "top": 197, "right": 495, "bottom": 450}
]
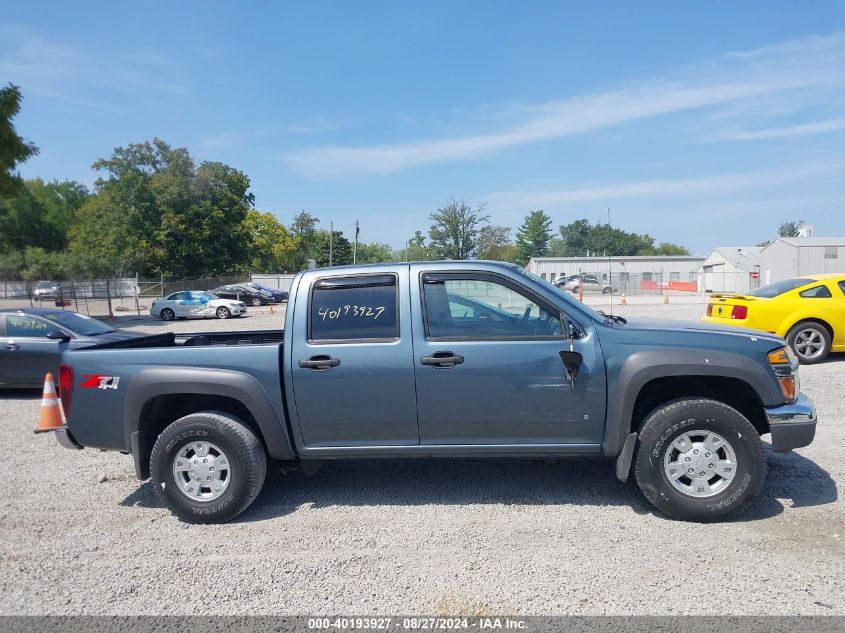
[{"left": 2, "top": 2, "right": 845, "bottom": 253}]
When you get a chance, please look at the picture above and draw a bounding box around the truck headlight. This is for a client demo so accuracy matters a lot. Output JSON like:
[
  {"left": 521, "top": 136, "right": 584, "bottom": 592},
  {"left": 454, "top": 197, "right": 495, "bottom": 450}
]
[{"left": 768, "top": 346, "right": 798, "bottom": 403}]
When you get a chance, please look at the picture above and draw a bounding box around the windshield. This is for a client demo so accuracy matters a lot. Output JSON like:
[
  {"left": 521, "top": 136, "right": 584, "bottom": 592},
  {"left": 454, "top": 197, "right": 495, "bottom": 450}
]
[
  {"left": 41, "top": 311, "right": 115, "bottom": 335},
  {"left": 36, "top": 281, "right": 54, "bottom": 289},
  {"left": 518, "top": 268, "right": 606, "bottom": 321},
  {"left": 749, "top": 278, "right": 815, "bottom": 298},
  {"left": 198, "top": 292, "right": 217, "bottom": 300}
]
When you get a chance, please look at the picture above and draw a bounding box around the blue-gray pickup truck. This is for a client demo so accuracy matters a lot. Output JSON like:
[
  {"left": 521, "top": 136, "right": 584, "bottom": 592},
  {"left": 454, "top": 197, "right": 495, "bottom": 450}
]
[{"left": 51, "top": 261, "right": 817, "bottom": 523}]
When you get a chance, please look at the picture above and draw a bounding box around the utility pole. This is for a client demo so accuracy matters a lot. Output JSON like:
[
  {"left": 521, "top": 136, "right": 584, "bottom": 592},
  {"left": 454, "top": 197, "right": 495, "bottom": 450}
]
[
  {"left": 353, "top": 219, "right": 359, "bottom": 264},
  {"left": 329, "top": 220, "right": 333, "bottom": 267}
]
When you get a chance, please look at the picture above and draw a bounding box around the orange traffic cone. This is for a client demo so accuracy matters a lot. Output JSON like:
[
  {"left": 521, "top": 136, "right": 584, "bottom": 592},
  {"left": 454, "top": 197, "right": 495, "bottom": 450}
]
[
  {"left": 619, "top": 293, "right": 628, "bottom": 306},
  {"left": 269, "top": 304, "right": 274, "bottom": 315},
  {"left": 34, "top": 373, "right": 65, "bottom": 434},
  {"left": 663, "top": 293, "right": 670, "bottom": 304}
]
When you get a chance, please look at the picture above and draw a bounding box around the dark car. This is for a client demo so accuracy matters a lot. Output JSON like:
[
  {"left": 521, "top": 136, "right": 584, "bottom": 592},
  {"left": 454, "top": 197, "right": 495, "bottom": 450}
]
[
  {"left": 210, "top": 284, "right": 275, "bottom": 306},
  {"left": 245, "top": 282, "right": 288, "bottom": 303},
  {"left": 0, "top": 309, "right": 139, "bottom": 388}
]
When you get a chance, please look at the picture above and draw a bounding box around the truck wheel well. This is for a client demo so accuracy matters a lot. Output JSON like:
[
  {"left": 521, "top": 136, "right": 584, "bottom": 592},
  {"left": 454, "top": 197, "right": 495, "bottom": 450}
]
[
  {"left": 630, "top": 376, "right": 769, "bottom": 437},
  {"left": 135, "top": 394, "right": 264, "bottom": 479}
]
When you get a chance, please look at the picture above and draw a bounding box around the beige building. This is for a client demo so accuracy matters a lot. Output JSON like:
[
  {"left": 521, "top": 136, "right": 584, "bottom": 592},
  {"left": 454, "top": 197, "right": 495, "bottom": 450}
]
[{"left": 699, "top": 247, "right": 760, "bottom": 293}]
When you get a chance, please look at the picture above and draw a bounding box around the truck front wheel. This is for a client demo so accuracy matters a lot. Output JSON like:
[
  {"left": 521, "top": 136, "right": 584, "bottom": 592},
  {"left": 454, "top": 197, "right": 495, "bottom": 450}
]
[
  {"left": 150, "top": 412, "right": 267, "bottom": 523},
  {"left": 634, "top": 398, "right": 766, "bottom": 521}
]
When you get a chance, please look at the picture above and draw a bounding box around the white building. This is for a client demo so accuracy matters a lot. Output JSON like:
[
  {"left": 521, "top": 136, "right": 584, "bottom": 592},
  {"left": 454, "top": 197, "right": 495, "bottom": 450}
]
[
  {"left": 699, "top": 247, "right": 760, "bottom": 293},
  {"left": 758, "top": 237, "right": 845, "bottom": 285},
  {"left": 527, "top": 255, "right": 706, "bottom": 291}
]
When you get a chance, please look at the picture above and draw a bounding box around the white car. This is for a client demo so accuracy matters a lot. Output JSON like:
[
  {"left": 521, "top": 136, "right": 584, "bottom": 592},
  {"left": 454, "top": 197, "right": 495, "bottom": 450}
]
[
  {"left": 563, "top": 274, "right": 617, "bottom": 294},
  {"left": 150, "top": 291, "right": 247, "bottom": 321},
  {"left": 32, "top": 281, "right": 60, "bottom": 300}
]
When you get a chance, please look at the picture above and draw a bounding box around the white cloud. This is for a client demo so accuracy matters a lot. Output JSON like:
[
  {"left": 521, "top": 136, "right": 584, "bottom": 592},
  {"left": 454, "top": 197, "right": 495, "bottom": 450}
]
[
  {"left": 0, "top": 27, "right": 187, "bottom": 107},
  {"left": 199, "top": 132, "right": 235, "bottom": 148},
  {"left": 285, "top": 31, "right": 845, "bottom": 179},
  {"left": 709, "top": 117, "right": 845, "bottom": 142},
  {"left": 483, "top": 161, "right": 845, "bottom": 210}
]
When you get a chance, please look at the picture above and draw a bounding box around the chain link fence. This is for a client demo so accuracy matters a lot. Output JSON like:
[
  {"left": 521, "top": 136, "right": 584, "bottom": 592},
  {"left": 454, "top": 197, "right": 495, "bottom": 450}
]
[{"left": 546, "top": 271, "right": 762, "bottom": 296}]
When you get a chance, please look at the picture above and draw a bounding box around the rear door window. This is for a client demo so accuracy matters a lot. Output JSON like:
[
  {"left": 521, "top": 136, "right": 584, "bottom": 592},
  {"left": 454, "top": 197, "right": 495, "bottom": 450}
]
[
  {"left": 310, "top": 274, "right": 399, "bottom": 342},
  {"left": 6, "top": 315, "right": 51, "bottom": 337}
]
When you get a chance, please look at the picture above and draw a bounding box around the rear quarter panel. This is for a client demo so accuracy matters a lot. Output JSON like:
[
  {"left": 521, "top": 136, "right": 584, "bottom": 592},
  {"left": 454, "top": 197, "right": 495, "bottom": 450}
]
[{"left": 63, "top": 344, "right": 285, "bottom": 451}]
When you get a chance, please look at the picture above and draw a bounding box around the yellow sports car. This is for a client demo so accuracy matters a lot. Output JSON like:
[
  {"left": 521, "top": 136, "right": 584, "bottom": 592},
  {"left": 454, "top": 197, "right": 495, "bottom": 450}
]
[{"left": 703, "top": 273, "right": 845, "bottom": 364}]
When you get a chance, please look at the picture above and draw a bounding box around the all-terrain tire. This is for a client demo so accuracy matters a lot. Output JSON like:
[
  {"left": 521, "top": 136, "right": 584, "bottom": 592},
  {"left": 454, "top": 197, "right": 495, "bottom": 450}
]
[
  {"left": 634, "top": 398, "right": 766, "bottom": 521},
  {"left": 150, "top": 412, "right": 267, "bottom": 524}
]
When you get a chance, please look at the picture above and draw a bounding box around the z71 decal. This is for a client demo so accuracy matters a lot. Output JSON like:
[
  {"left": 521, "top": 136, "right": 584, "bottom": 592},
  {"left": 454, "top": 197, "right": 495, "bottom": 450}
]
[{"left": 80, "top": 374, "right": 121, "bottom": 390}]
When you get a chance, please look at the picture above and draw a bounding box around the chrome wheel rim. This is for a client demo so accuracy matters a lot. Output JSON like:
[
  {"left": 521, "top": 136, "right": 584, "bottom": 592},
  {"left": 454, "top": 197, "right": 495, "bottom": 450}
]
[
  {"left": 663, "top": 430, "right": 737, "bottom": 498},
  {"left": 161, "top": 309, "right": 174, "bottom": 321},
  {"left": 172, "top": 441, "right": 231, "bottom": 501},
  {"left": 794, "top": 328, "right": 825, "bottom": 360},
  {"left": 216, "top": 307, "right": 230, "bottom": 318}
]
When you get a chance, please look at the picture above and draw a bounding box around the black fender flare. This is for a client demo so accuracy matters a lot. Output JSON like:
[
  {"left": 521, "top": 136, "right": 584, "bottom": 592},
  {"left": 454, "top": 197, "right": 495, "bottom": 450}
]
[
  {"left": 124, "top": 367, "right": 296, "bottom": 469},
  {"left": 603, "top": 348, "right": 782, "bottom": 457}
]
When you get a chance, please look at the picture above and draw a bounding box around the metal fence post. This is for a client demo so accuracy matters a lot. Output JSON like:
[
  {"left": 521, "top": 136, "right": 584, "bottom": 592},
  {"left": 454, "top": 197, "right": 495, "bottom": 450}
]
[{"left": 106, "top": 279, "right": 114, "bottom": 318}]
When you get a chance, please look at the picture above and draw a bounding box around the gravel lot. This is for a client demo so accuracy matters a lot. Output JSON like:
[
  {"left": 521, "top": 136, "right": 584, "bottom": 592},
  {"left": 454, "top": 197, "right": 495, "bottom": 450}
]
[{"left": 0, "top": 299, "right": 842, "bottom": 615}]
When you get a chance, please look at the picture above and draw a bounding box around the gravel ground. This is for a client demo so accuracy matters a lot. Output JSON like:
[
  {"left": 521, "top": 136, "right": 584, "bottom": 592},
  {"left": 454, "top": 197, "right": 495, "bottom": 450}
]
[{"left": 0, "top": 301, "right": 842, "bottom": 615}]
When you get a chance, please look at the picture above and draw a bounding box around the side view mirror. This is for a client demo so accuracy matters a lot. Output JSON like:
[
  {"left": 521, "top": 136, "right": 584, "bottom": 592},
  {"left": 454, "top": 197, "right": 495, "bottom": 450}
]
[{"left": 46, "top": 330, "right": 70, "bottom": 342}]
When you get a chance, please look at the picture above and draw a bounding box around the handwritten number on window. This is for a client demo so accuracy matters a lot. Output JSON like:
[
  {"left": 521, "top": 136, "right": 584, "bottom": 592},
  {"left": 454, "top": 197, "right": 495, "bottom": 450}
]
[{"left": 317, "top": 306, "right": 387, "bottom": 321}]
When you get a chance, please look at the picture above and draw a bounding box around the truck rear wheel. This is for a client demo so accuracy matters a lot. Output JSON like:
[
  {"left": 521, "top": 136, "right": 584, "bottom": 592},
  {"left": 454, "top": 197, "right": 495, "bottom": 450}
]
[
  {"left": 150, "top": 412, "right": 267, "bottom": 523},
  {"left": 634, "top": 398, "right": 766, "bottom": 521}
]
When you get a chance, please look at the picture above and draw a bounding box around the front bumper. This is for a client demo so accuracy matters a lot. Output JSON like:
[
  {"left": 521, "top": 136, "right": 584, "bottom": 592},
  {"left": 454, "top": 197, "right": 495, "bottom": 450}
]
[{"left": 765, "top": 392, "right": 817, "bottom": 452}]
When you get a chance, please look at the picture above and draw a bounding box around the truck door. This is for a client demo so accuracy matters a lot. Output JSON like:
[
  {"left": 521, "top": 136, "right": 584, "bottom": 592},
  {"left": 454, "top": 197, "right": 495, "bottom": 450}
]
[
  {"left": 290, "top": 268, "right": 419, "bottom": 447},
  {"left": 411, "top": 268, "right": 606, "bottom": 446}
]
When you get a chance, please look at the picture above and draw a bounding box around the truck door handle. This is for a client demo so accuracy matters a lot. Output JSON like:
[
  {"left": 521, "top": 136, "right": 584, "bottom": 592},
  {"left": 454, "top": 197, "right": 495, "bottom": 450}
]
[
  {"left": 4, "top": 343, "right": 19, "bottom": 351},
  {"left": 298, "top": 355, "right": 341, "bottom": 371},
  {"left": 420, "top": 351, "right": 464, "bottom": 368}
]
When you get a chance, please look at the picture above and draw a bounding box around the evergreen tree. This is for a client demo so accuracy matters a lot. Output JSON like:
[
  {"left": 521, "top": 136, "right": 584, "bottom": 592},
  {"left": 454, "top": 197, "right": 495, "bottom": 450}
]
[{"left": 515, "top": 210, "right": 553, "bottom": 264}]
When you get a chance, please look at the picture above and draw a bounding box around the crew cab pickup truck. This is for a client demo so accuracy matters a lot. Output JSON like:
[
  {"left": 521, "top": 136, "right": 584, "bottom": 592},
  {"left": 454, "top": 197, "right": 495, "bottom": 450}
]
[{"left": 52, "top": 261, "right": 817, "bottom": 523}]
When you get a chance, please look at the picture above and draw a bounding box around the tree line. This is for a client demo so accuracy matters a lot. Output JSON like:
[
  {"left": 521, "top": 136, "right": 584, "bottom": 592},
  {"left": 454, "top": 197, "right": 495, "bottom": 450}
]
[{"left": 2, "top": 84, "right": 694, "bottom": 281}]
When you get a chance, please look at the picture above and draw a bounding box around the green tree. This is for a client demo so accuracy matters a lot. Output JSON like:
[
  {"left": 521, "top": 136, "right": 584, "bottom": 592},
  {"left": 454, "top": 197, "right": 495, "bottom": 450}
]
[
  {"left": 515, "top": 210, "right": 553, "bottom": 263},
  {"left": 555, "top": 219, "right": 659, "bottom": 257},
  {"left": 429, "top": 199, "right": 489, "bottom": 259},
  {"left": 314, "top": 230, "right": 352, "bottom": 267},
  {"left": 356, "top": 242, "right": 395, "bottom": 264},
  {"left": 555, "top": 219, "right": 593, "bottom": 256},
  {"left": 241, "top": 209, "right": 300, "bottom": 272},
  {"left": 290, "top": 210, "right": 320, "bottom": 268},
  {"left": 641, "top": 242, "right": 691, "bottom": 256},
  {"left": 69, "top": 139, "right": 254, "bottom": 277},
  {"left": 0, "top": 84, "right": 38, "bottom": 198},
  {"left": 400, "top": 230, "right": 435, "bottom": 261},
  {"left": 477, "top": 225, "right": 518, "bottom": 262},
  {"left": 0, "top": 179, "right": 89, "bottom": 253},
  {"left": 778, "top": 221, "right": 801, "bottom": 238}
]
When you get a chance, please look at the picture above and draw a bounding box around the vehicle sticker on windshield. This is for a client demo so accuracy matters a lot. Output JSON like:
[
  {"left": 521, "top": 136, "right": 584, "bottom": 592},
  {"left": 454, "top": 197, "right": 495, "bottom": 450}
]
[{"left": 81, "top": 374, "right": 121, "bottom": 390}]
